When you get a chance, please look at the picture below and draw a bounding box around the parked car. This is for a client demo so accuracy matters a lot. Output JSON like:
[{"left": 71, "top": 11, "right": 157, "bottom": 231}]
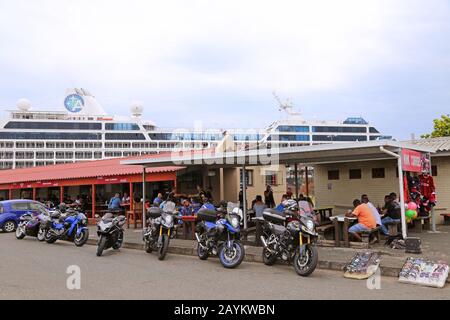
[{"left": 0, "top": 200, "right": 49, "bottom": 233}]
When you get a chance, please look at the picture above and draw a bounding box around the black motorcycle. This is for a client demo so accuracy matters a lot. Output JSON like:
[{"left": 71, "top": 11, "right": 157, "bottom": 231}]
[
  {"left": 143, "top": 202, "right": 177, "bottom": 260},
  {"left": 257, "top": 208, "right": 319, "bottom": 277},
  {"left": 96, "top": 212, "right": 126, "bottom": 257},
  {"left": 195, "top": 203, "right": 245, "bottom": 269}
]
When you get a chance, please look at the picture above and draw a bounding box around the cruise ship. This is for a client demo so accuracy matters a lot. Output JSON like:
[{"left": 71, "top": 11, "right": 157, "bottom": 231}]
[{"left": 0, "top": 89, "right": 389, "bottom": 170}]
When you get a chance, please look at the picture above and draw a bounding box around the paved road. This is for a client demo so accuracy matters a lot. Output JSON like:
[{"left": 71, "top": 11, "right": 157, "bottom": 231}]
[{"left": 0, "top": 233, "right": 448, "bottom": 300}]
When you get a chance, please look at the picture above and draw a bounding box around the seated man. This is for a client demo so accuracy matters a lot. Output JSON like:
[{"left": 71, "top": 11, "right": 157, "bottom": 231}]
[
  {"left": 153, "top": 193, "right": 163, "bottom": 207},
  {"left": 108, "top": 193, "right": 121, "bottom": 211},
  {"left": 361, "top": 194, "right": 382, "bottom": 226},
  {"left": 253, "top": 195, "right": 267, "bottom": 218},
  {"left": 346, "top": 199, "right": 377, "bottom": 242},
  {"left": 201, "top": 197, "right": 215, "bottom": 211},
  {"left": 380, "top": 194, "right": 401, "bottom": 235},
  {"left": 275, "top": 194, "right": 289, "bottom": 213}
]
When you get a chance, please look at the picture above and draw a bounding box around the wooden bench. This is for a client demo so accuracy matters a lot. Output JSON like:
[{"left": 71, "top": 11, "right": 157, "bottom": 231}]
[
  {"left": 317, "top": 224, "right": 335, "bottom": 240},
  {"left": 126, "top": 203, "right": 144, "bottom": 229},
  {"left": 385, "top": 220, "right": 401, "bottom": 236},
  {"left": 441, "top": 213, "right": 450, "bottom": 225},
  {"left": 412, "top": 216, "right": 431, "bottom": 233},
  {"left": 361, "top": 226, "right": 381, "bottom": 246}
]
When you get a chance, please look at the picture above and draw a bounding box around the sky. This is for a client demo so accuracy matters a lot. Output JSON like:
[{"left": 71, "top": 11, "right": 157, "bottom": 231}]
[{"left": 0, "top": 0, "right": 449, "bottom": 139}]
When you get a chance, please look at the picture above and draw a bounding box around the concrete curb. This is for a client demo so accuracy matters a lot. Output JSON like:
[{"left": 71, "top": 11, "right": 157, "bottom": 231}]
[{"left": 86, "top": 238, "right": 408, "bottom": 279}]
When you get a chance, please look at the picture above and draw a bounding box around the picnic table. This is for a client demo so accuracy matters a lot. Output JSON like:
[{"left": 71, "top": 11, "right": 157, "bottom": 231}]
[
  {"left": 329, "top": 214, "right": 357, "bottom": 247},
  {"left": 181, "top": 215, "right": 197, "bottom": 240},
  {"left": 315, "top": 206, "right": 334, "bottom": 226}
]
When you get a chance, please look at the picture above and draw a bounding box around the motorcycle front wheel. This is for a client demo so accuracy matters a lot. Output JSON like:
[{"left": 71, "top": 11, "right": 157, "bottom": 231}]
[
  {"left": 293, "top": 245, "right": 318, "bottom": 277},
  {"left": 219, "top": 241, "right": 245, "bottom": 269},
  {"left": 74, "top": 229, "right": 89, "bottom": 247},
  {"left": 37, "top": 228, "right": 47, "bottom": 242},
  {"left": 158, "top": 234, "right": 169, "bottom": 261},
  {"left": 15, "top": 225, "right": 26, "bottom": 240},
  {"left": 97, "top": 235, "right": 107, "bottom": 257}
]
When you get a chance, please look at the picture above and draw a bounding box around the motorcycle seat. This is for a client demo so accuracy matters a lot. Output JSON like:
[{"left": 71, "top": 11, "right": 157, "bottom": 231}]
[
  {"left": 263, "top": 210, "right": 286, "bottom": 224},
  {"left": 50, "top": 212, "right": 61, "bottom": 219}
]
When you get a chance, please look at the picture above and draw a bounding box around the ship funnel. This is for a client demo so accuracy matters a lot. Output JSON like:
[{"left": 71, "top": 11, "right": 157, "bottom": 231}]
[{"left": 63, "top": 88, "right": 107, "bottom": 116}]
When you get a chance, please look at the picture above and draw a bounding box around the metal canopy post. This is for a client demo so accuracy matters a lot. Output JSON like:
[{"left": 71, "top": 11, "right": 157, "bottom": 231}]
[
  {"left": 294, "top": 164, "right": 299, "bottom": 199},
  {"left": 429, "top": 154, "right": 437, "bottom": 232},
  {"left": 242, "top": 165, "right": 248, "bottom": 230},
  {"left": 142, "top": 166, "right": 146, "bottom": 230},
  {"left": 305, "top": 166, "right": 309, "bottom": 197},
  {"left": 380, "top": 146, "right": 407, "bottom": 239}
]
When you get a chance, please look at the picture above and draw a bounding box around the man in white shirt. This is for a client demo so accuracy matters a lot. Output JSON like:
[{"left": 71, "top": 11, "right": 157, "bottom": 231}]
[{"left": 361, "top": 194, "right": 382, "bottom": 226}]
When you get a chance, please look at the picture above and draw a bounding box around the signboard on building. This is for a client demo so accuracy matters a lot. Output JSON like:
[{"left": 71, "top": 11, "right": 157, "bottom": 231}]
[{"left": 401, "top": 149, "right": 424, "bottom": 173}]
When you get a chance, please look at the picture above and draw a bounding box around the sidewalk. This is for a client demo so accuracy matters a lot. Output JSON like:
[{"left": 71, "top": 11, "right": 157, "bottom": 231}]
[{"left": 87, "top": 225, "right": 450, "bottom": 281}]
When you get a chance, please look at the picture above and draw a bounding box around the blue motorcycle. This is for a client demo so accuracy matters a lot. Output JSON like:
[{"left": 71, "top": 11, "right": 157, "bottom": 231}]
[
  {"left": 195, "top": 203, "right": 245, "bottom": 269},
  {"left": 44, "top": 209, "right": 89, "bottom": 247}
]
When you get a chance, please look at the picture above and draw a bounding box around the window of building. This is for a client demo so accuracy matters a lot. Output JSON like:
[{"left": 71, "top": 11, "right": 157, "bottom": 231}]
[
  {"left": 105, "top": 123, "right": 140, "bottom": 131},
  {"left": 312, "top": 126, "right": 367, "bottom": 133},
  {"left": 105, "top": 133, "right": 146, "bottom": 140},
  {"left": 313, "top": 135, "right": 368, "bottom": 142},
  {"left": 328, "top": 170, "right": 340, "bottom": 180},
  {"left": 0, "top": 132, "right": 101, "bottom": 140},
  {"left": 349, "top": 169, "right": 362, "bottom": 179},
  {"left": 372, "top": 168, "right": 385, "bottom": 179},
  {"left": 4, "top": 121, "right": 102, "bottom": 130},
  {"left": 275, "top": 135, "right": 310, "bottom": 142},
  {"left": 240, "top": 169, "right": 254, "bottom": 186},
  {"left": 432, "top": 165, "right": 438, "bottom": 177},
  {"left": 276, "top": 125, "right": 309, "bottom": 132},
  {"left": 265, "top": 171, "right": 278, "bottom": 186}
]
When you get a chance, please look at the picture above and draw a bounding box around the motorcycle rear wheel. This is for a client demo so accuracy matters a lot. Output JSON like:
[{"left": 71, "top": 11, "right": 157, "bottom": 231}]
[
  {"left": 144, "top": 239, "right": 153, "bottom": 253},
  {"left": 262, "top": 247, "right": 277, "bottom": 266},
  {"left": 219, "top": 242, "right": 245, "bottom": 269},
  {"left": 293, "top": 245, "right": 318, "bottom": 277},
  {"left": 97, "top": 235, "right": 107, "bottom": 257},
  {"left": 158, "top": 234, "right": 169, "bottom": 261},
  {"left": 197, "top": 243, "right": 209, "bottom": 260}
]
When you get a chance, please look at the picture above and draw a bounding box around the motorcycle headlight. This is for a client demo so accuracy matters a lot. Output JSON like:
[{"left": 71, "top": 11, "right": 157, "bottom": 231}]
[
  {"left": 230, "top": 216, "right": 239, "bottom": 229},
  {"left": 306, "top": 219, "right": 314, "bottom": 231},
  {"left": 163, "top": 214, "right": 173, "bottom": 227}
]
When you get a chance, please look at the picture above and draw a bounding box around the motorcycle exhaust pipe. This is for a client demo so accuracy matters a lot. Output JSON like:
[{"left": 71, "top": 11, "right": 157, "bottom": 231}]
[
  {"left": 260, "top": 236, "right": 269, "bottom": 248},
  {"left": 195, "top": 233, "right": 207, "bottom": 250},
  {"left": 260, "top": 236, "right": 276, "bottom": 254}
]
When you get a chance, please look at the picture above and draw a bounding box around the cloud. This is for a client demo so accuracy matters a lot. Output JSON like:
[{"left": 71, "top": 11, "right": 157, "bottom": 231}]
[{"left": 0, "top": 0, "right": 449, "bottom": 138}]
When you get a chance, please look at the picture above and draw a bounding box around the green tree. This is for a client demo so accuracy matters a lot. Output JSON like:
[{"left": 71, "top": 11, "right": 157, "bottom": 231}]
[{"left": 421, "top": 114, "right": 450, "bottom": 138}]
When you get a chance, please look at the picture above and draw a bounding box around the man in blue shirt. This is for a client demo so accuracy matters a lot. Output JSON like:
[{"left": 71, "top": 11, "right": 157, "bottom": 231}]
[
  {"left": 201, "top": 197, "right": 215, "bottom": 211},
  {"left": 108, "top": 193, "right": 121, "bottom": 211},
  {"left": 153, "top": 193, "right": 163, "bottom": 206}
]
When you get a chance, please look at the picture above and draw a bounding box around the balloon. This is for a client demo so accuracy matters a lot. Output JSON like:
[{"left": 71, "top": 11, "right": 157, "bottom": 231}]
[
  {"left": 405, "top": 210, "right": 416, "bottom": 219},
  {"left": 413, "top": 211, "right": 418, "bottom": 219},
  {"left": 407, "top": 202, "right": 418, "bottom": 210}
]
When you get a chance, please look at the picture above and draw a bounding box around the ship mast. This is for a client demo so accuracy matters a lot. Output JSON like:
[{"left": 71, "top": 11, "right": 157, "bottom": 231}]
[{"left": 272, "top": 91, "right": 303, "bottom": 119}]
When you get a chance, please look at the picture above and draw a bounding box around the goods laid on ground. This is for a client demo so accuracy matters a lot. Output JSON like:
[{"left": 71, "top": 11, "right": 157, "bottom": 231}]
[
  {"left": 343, "top": 251, "right": 380, "bottom": 280},
  {"left": 399, "top": 257, "right": 448, "bottom": 288}
]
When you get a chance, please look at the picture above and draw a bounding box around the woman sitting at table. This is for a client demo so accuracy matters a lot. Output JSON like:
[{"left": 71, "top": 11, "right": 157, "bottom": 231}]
[{"left": 346, "top": 199, "right": 377, "bottom": 242}]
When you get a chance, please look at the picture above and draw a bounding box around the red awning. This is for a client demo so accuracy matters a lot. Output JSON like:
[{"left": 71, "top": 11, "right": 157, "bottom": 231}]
[{"left": 0, "top": 155, "right": 184, "bottom": 185}]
